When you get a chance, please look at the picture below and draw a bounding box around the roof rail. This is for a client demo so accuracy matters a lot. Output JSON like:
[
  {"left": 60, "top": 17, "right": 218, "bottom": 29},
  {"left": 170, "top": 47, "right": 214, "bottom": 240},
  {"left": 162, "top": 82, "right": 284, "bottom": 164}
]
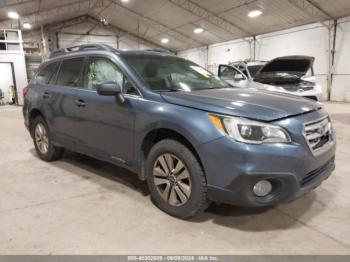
[
  {"left": 49, "top": 44, "right": 116, "bottom": 59},
  {"left": 144, "top": 48, "right": 173, "bottom": 54}
]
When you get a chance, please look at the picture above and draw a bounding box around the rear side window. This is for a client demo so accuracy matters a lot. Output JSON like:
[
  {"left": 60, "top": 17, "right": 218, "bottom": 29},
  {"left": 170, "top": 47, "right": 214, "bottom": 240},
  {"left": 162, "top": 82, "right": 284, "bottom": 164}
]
[
  {"left": 56, "top": 58, "right": 84, "bottom": 87},
  {"left": 36, "top": 62, "right": 58, "bottom": 84}
]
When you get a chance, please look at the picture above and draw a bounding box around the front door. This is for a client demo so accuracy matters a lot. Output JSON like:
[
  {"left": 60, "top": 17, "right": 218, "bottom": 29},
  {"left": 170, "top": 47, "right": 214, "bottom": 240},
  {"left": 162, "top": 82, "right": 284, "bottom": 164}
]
[
  {"left": 74, "top": 56, "right": 138, "bottom": 165},
  {"left": 218, "top": 64, "right": 249, "bottom": 88}
]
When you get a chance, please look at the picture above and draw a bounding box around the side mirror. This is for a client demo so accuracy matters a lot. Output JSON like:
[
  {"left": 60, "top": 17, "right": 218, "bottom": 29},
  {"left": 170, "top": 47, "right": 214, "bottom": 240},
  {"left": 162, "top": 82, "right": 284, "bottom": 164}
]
[
  {"left": 234, "top": 73, "right": 245, "bottom": 81},
  {"left": 96, "top": 81, "right": 125, "bottom": 103}
]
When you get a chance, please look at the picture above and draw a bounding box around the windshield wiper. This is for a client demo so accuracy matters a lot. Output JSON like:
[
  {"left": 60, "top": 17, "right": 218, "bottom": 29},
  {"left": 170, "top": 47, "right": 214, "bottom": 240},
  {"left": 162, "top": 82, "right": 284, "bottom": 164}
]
[{"left": 155, "top": 88, "right": 181, "bottom": 92}]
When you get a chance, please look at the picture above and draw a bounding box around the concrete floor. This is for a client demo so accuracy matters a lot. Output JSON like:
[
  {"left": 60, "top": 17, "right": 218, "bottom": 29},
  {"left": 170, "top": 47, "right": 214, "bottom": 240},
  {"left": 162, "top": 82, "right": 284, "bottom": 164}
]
[{"left": 0, "top": 103, "right": 350, "bottom": 255}]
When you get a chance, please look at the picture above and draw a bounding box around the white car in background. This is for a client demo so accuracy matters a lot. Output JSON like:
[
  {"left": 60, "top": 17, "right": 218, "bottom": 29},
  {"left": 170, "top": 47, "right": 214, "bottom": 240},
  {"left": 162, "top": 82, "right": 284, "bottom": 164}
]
[{"left": 218, "top": 56, "right": 323, "bottom": 101}]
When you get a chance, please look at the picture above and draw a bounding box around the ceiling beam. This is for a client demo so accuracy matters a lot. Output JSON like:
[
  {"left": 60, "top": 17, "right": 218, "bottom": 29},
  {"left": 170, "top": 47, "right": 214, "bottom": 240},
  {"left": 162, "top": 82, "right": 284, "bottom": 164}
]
[
  {"left": 45, "top": 15, "right": 90, "bottom": 32},
  {"left": 306, "top": 0, "right": 333, "bottom": 18},
  {"left": 86, "top": 15, "right": 174, "bottom": 51},
  {"left": 107, "top": 0, "right": 203, "bottom": 48},
  {"left": 0, "top": 0, "right": 105, "bottom": 29},
  {"left": 22, "top": 14, "right": 173, "bottom": 52},
  {"left": 0, "top": 0, "right": 35, "bottom": 8},
  {"left": 287, "top": 0, "right": 333, "bottom": 28},
  {"left": 0, "top": 0, "right": 96, "bottom": 21},
  {"left": 167, "top": 0, "right": 253, "bottom": 38}
]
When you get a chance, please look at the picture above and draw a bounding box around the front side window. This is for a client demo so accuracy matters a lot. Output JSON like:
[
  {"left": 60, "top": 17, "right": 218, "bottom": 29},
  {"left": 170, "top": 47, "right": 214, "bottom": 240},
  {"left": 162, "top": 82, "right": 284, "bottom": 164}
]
[
  {"left": 238, "top": 65, "right": 248, "bottom": 77},
  {"left": 86, "top": 57, "right": 138, "bottom": 95},
  {"left": 122, "top": 55, "right": 230, "bottom": 92},
  {"left": 219, "top": 65, "right": 246, "bottom": 82},
  {"left": 248, "top": 65, "right": 264, "bottom": 78},
  {"left": 56, "top": 58, "right": 84, "bottom": 87},
  {"left": 87, "top": 58, "right": 123, "bottom": 90},
  {"left": 36, "top": 62, "right": 58, "bottom": 85}
]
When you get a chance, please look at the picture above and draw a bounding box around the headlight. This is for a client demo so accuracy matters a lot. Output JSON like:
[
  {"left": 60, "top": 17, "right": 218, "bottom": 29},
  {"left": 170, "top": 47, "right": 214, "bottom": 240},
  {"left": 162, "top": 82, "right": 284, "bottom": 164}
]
[
  {"left": 208, "top": 114, "right": 291, "bottom": 144},
  {"left": 263, "top": 84, "right": 285, "bottom": 92}
]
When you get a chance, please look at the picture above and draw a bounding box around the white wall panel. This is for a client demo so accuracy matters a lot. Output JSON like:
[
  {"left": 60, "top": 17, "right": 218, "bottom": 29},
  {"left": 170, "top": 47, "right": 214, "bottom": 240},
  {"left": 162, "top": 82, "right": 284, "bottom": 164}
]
[
  {"left": 58, "top": 33, "right": 118, "bottom": 49},
  {"left": 56, "top": 22, "right": 154, "bottom": 51},
  {"left": 331, "top": 16, "right": 350, "bottom": 101},
  {"left": 333, "top": 16, "right": 350, "bottom": 74},
  {"left": 256, "top": 24, "right": 329, "bottom": 74},
  {"left": 177, "top": 47, "right": 208, "bottom": 67},
  {"left": 0, "top": 52, "right": 28, "bottom": 104},
  {"left": 207, "top": 40, "right": 250, "bottom": 73},
  {"left": 178, "top": 20, "right": 350, "bottom": 102},
  {"left": 0, "top": 63, "right": 14, "bottom": 103},
  {"left": 256, "top": 24, "right": 330, "bottom": 100}
]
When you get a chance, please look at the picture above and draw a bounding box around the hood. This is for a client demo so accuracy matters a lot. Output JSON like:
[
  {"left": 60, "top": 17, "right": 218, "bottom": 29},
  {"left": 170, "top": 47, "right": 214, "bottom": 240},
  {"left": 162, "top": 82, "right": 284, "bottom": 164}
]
[
  {"left": 256, "top": 56, "right": 314, "bottom": 76},
  {"left": 161, "top": 88, "right": 321, "bottom": 122}
]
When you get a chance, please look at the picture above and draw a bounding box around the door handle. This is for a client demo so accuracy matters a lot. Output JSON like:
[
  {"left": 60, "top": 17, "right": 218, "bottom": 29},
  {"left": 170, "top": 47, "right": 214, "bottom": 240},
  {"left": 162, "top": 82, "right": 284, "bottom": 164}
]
[
  {"left": 43, "top": 92, "right": 51, "bottom": 99},
  {"left": 75, "top": 99, "right": 86, "bottom": 107}
]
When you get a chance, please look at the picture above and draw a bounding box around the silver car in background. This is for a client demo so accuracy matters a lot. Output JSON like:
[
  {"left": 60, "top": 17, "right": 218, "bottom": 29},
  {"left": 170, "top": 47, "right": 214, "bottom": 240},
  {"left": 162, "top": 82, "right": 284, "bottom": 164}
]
[{"left": 219, "top": 56, "right": 323, "bottom": 101}]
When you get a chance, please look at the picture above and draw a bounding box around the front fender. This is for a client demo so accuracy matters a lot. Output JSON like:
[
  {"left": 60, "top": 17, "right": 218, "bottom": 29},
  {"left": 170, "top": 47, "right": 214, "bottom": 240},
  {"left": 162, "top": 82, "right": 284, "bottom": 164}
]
[{"left": 134, "top": 98, "right": 225, "bottom": 164}]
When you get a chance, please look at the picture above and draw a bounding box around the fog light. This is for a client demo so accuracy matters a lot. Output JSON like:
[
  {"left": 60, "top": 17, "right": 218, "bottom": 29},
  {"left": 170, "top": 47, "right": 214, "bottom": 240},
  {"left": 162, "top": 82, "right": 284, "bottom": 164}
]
[{"left": 253, "top": 180, "right": 272, "bottom": 197}]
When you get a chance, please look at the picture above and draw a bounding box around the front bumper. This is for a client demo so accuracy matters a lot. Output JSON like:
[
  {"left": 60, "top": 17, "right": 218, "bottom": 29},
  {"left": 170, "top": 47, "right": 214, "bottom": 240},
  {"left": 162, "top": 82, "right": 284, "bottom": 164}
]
[{"left": 197, "top": 109, "right": 336, "bottom": 207}]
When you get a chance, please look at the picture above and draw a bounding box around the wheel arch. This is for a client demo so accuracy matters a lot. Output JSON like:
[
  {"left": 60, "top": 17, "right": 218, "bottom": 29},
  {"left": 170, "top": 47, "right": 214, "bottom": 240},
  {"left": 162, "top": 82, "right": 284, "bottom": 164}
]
[
  {"left": 28, "top": 108, "right": 45, "bottom": 136},
  {"left": 139, "top": 127, "right": 204, "bottom": 181}
]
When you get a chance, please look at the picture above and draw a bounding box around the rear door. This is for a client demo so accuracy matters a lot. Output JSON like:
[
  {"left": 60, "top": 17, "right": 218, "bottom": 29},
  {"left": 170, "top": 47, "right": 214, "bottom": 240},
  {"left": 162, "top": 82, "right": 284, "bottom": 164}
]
[
  {"left": 43, "top": 57, "right": 85, "bottom": 150},
  {"left": 74, "top": 55, "right": 138, "bottom": 165}
]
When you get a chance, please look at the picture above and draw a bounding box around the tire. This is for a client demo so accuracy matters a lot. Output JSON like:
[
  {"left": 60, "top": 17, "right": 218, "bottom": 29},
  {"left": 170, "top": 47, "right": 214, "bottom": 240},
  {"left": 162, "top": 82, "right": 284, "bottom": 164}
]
[
  {"left": 31, "top": 116, "right": 64, "bottom": 161},
  {"left": 146, "top": 139, "right": 209, "bottom": 218}
]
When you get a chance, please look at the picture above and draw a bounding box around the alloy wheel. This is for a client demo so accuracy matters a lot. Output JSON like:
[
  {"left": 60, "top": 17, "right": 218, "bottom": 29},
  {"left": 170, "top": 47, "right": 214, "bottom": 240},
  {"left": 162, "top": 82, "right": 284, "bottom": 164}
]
[
  {"left": 153, "top": 153, "right": 192, "bottom": 206},
  {"left": 35, "top": 123, "right": 49, "bottom": 154}
]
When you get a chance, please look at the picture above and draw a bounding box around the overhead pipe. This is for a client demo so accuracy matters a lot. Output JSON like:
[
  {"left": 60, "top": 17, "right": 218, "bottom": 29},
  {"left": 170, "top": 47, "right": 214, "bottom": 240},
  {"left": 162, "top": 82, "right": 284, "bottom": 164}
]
[{"left": 327, "top": 19, "right": 338, "bottom": 101}]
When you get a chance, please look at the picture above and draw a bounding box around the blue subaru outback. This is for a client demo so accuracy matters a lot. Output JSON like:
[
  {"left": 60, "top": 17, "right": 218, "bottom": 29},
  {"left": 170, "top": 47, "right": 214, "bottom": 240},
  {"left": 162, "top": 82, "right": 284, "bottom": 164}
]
[{"left": 23, "top": 44, "right": 336, "bottom": 218}]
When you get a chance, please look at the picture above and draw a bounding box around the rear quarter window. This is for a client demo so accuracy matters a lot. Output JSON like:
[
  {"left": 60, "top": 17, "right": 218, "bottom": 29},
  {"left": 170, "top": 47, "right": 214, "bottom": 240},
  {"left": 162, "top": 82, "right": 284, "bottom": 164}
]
[{"left": 36, "top": 62, "right": 58, "bottom": 85}]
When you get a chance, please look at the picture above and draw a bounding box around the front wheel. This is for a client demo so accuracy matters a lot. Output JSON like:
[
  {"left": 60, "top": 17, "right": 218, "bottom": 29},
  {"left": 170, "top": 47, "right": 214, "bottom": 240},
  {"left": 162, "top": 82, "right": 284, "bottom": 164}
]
[
  {"left": 146, "top": 139, "right": 209, "bottom": 218},
  {"left": 32, "top": 116, "right": 64, "bottom": 161}
]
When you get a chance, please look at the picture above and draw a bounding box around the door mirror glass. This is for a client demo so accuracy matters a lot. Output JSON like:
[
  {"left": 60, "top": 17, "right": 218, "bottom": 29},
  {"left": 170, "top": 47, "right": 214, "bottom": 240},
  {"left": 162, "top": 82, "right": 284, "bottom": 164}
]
[
  {"left": 96, "top": 81, "right": 122, "bottom": 96},
  {"left": 218, "top": 64, "right": 247, "bottom": 82}
]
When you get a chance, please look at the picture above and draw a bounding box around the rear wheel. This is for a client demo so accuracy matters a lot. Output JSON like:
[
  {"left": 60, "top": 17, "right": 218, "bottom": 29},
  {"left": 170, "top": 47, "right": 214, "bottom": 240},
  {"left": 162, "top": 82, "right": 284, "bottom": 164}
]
[
  {"left": 146, "top": 139, "right": 209, "bottom": 218},
  {"left": 32, "top": 116, "right": 64, "bottom": 161}
]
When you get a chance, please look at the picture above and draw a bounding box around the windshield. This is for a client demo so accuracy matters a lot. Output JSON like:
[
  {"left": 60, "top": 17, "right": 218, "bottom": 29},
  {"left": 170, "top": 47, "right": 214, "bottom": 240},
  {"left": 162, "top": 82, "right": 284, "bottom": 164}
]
[
  {"left": 247, "top": 65, "right": 264, "bottom": 77},
  {"left": 122, "top": 54, "right": 230, "bottom": 92}
]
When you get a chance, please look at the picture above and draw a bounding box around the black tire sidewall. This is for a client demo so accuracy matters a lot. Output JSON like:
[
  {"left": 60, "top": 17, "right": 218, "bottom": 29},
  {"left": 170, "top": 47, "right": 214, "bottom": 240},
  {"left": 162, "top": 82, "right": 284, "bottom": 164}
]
[
  {"left": 146, "top": 139, "right": 207, "bottom": 218},
  {"left": 31, "top": 116, "right": 58, "bottom": 161}
]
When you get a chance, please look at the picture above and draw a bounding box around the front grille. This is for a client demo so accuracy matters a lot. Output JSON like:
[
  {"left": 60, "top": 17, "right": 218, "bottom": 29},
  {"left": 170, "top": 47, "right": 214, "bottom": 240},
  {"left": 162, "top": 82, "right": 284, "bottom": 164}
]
[
  {"left": 304, "top": 116, "right": 333, "bottom": 155},
  {"left": 301, "top": 157, "right": 334, "bottom": 186}
]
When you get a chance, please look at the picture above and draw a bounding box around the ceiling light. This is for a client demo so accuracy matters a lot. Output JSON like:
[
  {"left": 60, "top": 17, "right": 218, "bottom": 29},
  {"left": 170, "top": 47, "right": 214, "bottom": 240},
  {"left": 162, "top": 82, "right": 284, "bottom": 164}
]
[
  {"left": 248, "top": 9, "right": 262, "bottom": 18},
  {"left": 23, "top": 23, "right": 31, "bottom": 29},
  {"left": 161, "top": 38, "right": 169, "bottom": 44},
  {"left": 121, "top": 0, "right": 129, "bottom": 2},
  {"left": 194, "top": 28, "right": 204, "bottom": 34},
  {"left": 8, "top": 11, "right": 20, "bottom": 19}
]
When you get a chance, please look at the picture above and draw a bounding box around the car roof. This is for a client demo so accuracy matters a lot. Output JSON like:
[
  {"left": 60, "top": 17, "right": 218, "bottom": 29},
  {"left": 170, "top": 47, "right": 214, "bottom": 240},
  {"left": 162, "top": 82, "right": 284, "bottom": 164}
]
[
  {"left": 117, "top": 49, "right": 177, "bottom": 58},
  {"left": 48, "top": 44, "right": 175, "bottom": 60}
]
